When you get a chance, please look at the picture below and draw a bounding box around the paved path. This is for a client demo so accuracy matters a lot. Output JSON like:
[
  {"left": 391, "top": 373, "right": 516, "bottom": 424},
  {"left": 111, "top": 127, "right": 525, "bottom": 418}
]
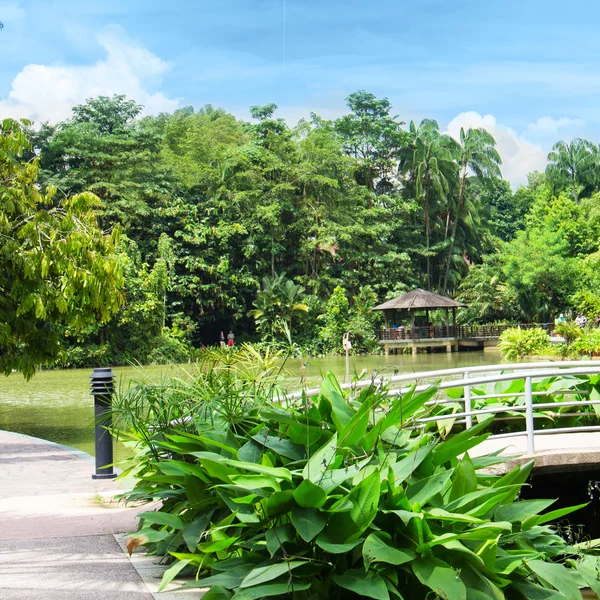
[
  {"left": 0, "top": 430, "right": 203, "bottom": 600},
  {"left": 471, "top": 430, "right": 600, "bottom": 472}
]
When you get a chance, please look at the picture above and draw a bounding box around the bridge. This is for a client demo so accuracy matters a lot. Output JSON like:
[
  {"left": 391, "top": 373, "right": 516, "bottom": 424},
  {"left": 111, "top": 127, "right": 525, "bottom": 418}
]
[
  {"left": 292, "top": 360, "right": 600, "bottom": 473},
  {"left": 378, "top": 323, "right": 555, "bottom": 354}
]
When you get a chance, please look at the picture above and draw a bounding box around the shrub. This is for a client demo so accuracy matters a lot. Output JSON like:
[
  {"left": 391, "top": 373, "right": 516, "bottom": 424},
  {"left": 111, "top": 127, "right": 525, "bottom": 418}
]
[
  {"left": 498, "top": 327, "right": 551, "bottom": 360},
  {"left": 116, "top": 367, "right": 600, "bottom": 599}
]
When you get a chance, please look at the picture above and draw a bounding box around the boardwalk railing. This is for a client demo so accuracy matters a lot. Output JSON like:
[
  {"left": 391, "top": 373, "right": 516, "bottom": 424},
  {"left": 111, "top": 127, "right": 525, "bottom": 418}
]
[
  {"left": 287, "top": 360, "right": 600, "bottom": 456},
  {"left": 378, "top": 323, "right": 554, "bottom": 341}
]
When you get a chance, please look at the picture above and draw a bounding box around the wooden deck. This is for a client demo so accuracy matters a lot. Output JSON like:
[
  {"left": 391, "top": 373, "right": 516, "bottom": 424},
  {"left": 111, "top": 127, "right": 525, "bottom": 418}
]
[{"left": 378, "top": 323, "right": 554, "bottom": 354}]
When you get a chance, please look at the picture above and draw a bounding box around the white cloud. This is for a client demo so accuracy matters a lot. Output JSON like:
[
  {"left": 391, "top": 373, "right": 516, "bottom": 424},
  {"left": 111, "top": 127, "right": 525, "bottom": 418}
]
[
  {"left": 526, "top": 116, "right": 585, "bottom": 135},
  {"left": 446, "top": 111, "right": 547, "bottom": 187},
  {"left": 0, "top": 25, "right": 178, "bottom": 124}
]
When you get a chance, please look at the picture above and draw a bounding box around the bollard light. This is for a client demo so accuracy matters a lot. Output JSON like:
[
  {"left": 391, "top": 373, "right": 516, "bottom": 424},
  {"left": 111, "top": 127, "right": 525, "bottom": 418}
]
[{"left": 90, "top": 367, "right": 117, "bottom": 480}]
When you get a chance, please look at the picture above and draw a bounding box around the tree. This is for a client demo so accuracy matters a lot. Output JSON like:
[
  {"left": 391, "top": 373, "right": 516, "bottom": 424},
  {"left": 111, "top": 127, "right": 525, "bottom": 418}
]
[
  {"left": 35, "top": 95, "right": 166, "bottom": 236},
  {"left": 399, "top": 119, "right": 460, "bottom": 291},
  {"left": 442, "top": 127, "right": 501, "bottom": 292},
  {"left": 0, "top": 118, "right": 124, "bottom": 377},
  {"left": 248, "top": 273, "right": 308, "bottom": 343},
  {"left": 335, "top": 91, "right": 408, "bottom": 192},
  {"left": 545, "top": 138, "right": 597, "bottom": 202}
]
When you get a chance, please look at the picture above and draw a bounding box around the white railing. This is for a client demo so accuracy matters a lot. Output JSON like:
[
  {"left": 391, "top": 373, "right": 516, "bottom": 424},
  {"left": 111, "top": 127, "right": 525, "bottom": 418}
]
[{"left": 289, "top": 361, "right": 600, "bottom": 456}]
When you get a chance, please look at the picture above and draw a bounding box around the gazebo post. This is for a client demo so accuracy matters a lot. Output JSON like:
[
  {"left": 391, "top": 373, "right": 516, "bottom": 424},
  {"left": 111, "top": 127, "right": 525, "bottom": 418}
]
[
  {"left": 384, "top": 310, "right": 389, "bottom": 329},
  {"left": 445, "top": 309, "right": 450, "bottom": 334}
]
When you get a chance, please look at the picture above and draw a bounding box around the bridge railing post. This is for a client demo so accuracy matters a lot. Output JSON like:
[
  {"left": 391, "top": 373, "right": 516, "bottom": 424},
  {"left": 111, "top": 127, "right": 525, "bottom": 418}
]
[
  {"left": 525, "top": 376, "right": 535, "bottom": 455},
  {"left": 464, "top": 371, "right": 472, "bottom": 429}
]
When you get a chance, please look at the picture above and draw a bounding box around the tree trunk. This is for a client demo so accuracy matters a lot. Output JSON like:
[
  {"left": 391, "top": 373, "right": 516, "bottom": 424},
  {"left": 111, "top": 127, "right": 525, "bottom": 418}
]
[
  {"left": 425, "top": 181, "right": 431, "bottom": 291},
  {"left": 442, "top": 169, "right": 467, "bottom": 293}
]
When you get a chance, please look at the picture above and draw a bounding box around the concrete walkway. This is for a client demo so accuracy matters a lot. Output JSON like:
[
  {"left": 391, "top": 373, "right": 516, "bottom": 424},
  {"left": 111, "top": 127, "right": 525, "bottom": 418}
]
[
  {"left": 471, "top": 430, "right": 600, "bottom": 473},
  {"left": 0, "top": 430, "right": 204, "bottom": 600}
]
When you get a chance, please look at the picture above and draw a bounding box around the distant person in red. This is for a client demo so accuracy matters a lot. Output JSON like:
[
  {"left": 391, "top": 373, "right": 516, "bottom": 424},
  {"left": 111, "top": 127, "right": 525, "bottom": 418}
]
[{"left": 227, "top": 330, "right": 235, "bottom": 347}]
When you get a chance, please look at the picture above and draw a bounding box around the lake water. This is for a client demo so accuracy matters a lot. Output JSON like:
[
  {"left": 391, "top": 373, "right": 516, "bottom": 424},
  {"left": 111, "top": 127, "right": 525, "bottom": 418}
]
[{"left": 0, "top": 349, "right": 503, "bottom": 462}]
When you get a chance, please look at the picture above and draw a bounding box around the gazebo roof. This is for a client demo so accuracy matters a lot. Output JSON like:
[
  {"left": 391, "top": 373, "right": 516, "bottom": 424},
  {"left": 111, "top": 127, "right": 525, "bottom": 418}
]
[{"left": 373, "top": 288, "right": 466, "bottom": 311}]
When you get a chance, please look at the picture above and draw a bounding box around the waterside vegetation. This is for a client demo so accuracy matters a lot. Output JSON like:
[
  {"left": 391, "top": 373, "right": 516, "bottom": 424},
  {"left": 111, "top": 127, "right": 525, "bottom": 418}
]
[{"left": 113, "top": 352, "right": 600, "bottom": 599}]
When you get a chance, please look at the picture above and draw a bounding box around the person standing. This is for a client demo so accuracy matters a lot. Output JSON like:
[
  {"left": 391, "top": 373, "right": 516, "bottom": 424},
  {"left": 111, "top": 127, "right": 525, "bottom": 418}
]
[
  {"left": 219, "top": 331, "right": 225, "bottom": 347},
  {"left": 227, "top": 330, "right": 235, "bottom": 347}
]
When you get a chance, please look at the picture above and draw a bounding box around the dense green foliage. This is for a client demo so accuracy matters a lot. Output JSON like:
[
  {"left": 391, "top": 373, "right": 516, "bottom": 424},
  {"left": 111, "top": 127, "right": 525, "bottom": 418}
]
[
  {"left": 22, "top": 92, "right": 508, "bottom": 364},
  {"left": 498, "top": 328, "right": 552, "bottom": 361},
  {"left": 16, "top": 93, "right": 600, "bottom": 363},
  {"left": 114, "top": 359, "right": 600, "bottom": 599},
  {"left": 0, "top": 118, "right": 123, "bottom": 377}
]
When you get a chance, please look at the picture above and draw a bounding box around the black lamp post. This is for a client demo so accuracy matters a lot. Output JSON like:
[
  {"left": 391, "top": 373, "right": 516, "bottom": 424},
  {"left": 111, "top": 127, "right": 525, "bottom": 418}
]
[{"left": 90, "top": 367, "right": 117, "bottom": 480}]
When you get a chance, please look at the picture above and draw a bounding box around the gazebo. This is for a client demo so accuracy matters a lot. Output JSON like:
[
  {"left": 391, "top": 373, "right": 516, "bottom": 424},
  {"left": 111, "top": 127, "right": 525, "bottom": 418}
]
[{"left": 373, "top": 288, "right": 466, "bottom": 333}]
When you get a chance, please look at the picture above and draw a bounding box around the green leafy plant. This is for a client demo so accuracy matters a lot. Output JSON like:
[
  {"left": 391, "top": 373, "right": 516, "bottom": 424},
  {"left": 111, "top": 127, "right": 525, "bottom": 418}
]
[
  {"left": 116, "top": 369, "right": 600, "bottom": 599},
  {"left": 498, "top": 327, "right": 552, "bottom": 360}
]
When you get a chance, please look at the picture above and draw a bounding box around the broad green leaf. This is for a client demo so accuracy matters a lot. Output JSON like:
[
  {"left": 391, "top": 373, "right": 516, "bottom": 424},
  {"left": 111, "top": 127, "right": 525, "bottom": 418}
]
[
  {"left": 138, "top": 511, "right": 183, "bottom": 530},
  {"left": 384, "top": 509, "right": 424, "bottom": 526},
  {"left": 495, "top": 499, "right": 556, "bottom": 524},
  {"left": 315, "top": 533, "right": 363, "bottom": 554},
  {"left": 392, "top": 442, "right": 435, "bottom": 484},
  {"left": 132, "top": 528, "right": 170, "bottom": 543},
  {"left": 450, "top": 454, "right": 477, "bottom": 502},
  {"left": 183, "top": 517, "right": 209, "bottom": 552},
  {"left": 190, "top": 565, "right": 251, "bottom": 589},
  {"left": 523, "top": 502, "right": 588, "bottom": 529},
  {"left": 333, "top": 569, "right": 390, "bottom": 600},
  {"left": 321, "top": 372, "right": 353, "bottom": 432},
  {"left": 573, "top": 557, "right": 600, "bottom": 597},
  {"left": 527, "top": 560, "right": 583, "bottom": 600},
  {"left": 339, "top": 390, "right": 375, "bottom": 447},
  {"left": 399, "top": 384, "right": 440, "bottom": 425},
  {"left": 363, "top": 532, "right": 415, "bottom": 570},
  {"left": 232, "top": 580, "right": 311, "bottom": 599},
  {"left": 412, "top": 557, "right": 466, "bottom": 600},
  {"left": 424, "top": 508, "right": 483, "bottom": 524},
  {"left": 302, "top": 433, "right": 338, "bottom": 483},
  {"left": 237, "top": 440, "right": 263, "bottom": 463},
  {"left": 198, "top": 536, "right": 238, "bottom": 553},
  {"left": 349, "top": 471, "right": 381, "bottom": 535},
  {"left": 229, "top": 474, "right": 281, "bottom": 491},
  {"left": 158, "top": 559, "right": 190, "bottom": 592},
  {"left": 199, "top": 587, "right": 232, "bottom": 600},
  {"left": 293, "top": 479, "right": 327, "bottom": 508},
  {"left": 406, "top": 470, "right": 453, "bottom": 506},
  {"left": 192, "top": 452, "right": 292, "bottom": 481},
  {"left": 251, "top": 429, "right": 305, "bottom": 460},
  {"left": 265, "top": 524, "right": 295, "bottom": 557},
  {"left": 291, "top": 506, "right": 327, "bottom": 542},
  {"left": 432, "top": 417, "right": 494, "bottom": 466},
  {"left": 239, "top": 561, "right": 305, "bottom": 588},
  {"left": 512, "top": 582, "right": 563, "bottom": 599},
  {"left": 263, "top": 490, "right": 294, "bottom": 518}
]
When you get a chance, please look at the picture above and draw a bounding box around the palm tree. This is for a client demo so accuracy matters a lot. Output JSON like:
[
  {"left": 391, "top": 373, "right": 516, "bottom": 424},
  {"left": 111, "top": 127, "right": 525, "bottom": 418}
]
[
  {"left": 546, "top": 138, "right": 597, "bottom": 202},
  {"left": 442, "top": 127, "right": 502, "bottom": 293},
  {"left": 399, "top": 120, "right": 459, "bottom": 290},
  {"left": 248, "top": 273, "right": 308, "bottom": 341}
]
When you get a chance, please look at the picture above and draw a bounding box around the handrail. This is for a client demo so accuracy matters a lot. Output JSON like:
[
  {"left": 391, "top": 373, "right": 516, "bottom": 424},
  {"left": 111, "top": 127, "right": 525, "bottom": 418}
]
[
  {"left": 285, "top": 360, "right": 600, "bottom": 401},
  {"left": 285, "top": 361, "right": 600, "bottom": 457},
  {"left": 377, "top": 322, "right": 554, "bottom": 341}
]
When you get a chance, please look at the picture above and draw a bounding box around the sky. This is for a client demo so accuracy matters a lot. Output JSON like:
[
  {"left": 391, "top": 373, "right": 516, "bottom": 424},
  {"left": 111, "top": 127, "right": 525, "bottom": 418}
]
[{"left": 1, "top": 0, "right": 600, "bottom": 186}]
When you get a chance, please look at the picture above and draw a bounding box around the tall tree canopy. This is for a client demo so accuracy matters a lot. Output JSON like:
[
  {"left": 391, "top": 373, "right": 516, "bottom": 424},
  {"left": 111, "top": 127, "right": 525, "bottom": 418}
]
[{"left": 0, "top": 118, "right": 123, "bottom": 376}]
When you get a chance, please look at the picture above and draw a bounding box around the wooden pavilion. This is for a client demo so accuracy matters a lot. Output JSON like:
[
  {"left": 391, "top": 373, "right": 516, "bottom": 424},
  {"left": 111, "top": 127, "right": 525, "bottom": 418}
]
[{"left": 373, "top": 289, "right": 467, "bottom": 354}]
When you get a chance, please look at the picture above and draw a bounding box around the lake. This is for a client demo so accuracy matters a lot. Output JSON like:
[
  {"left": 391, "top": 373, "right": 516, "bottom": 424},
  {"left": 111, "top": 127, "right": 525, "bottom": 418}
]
[{"left": 0, "top": 349, "right": 503, "bottom": 461}]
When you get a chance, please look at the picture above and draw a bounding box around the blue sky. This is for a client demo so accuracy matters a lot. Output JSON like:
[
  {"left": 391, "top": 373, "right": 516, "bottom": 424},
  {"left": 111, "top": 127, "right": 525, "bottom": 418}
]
[{"left": 1, "top": 0, "right": 600, "bottom": 184}]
